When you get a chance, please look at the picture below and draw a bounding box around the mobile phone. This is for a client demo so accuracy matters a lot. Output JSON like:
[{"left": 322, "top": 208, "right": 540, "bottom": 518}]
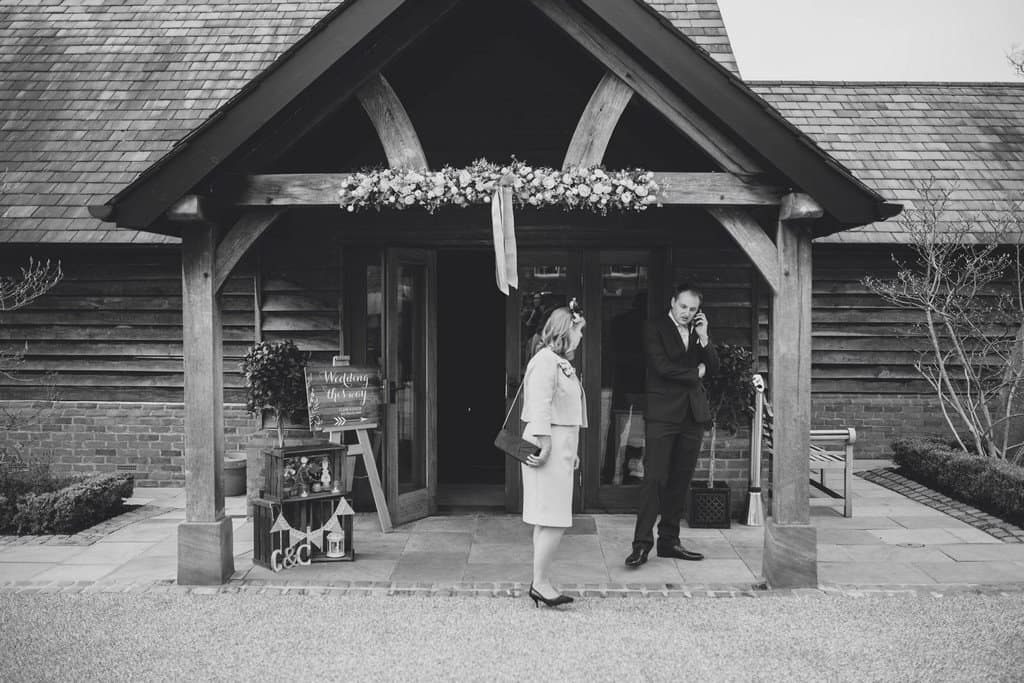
[{"left": 689, "top": 306, "right": 703, "bottom": 332}]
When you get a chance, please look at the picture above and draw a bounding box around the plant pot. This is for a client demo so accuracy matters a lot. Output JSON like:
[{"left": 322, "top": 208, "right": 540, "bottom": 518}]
[
  {"left": 688, "top": 480, "right": 731, "bottom": 529},
  {"left": 224, "top": 452, "right": 247, "bottom": 497}
]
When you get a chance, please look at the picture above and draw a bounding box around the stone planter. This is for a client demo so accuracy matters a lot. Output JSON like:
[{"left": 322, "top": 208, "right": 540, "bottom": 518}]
[{"left": 223, "top": 451, "right": 248, "bottom": 497}]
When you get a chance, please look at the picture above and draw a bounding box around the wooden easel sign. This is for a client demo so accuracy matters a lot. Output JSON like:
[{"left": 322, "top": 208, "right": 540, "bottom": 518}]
[{"left": 304, "top": 359, "right": 392, "bottom": 533}]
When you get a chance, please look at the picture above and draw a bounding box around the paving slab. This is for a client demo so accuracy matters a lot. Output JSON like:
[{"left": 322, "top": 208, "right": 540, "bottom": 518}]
[
  {"left": 101, "top": 520, "right": 180, "bottom": 543},
  {"left": 0, "top": 563, "right": 56, "bottom": 581},
  {"left": 816, "top": 529, "right": 886, "bottom": 545},
  {"left": 32, "top": 563, "right": 118, "bottom": 583},
  {"left": 462, "top": 562, "right": 533, "bottom": 583},
  {"left": 607, "top": 561, "right": 684, "bottom": 584},
  {"left": 0, "top": 545, "right": 88, "bottom": 564},
  {"left": 818, "top": 561, "right": 937, "bottom": 585},
  {"left": 467, "top": 542, "right": 532, "bottom": 565},
  {"left": 391, "top": 552, "right": 468, "bottom": 582},
  {"left": 102, "top": 556, "right": 178, "bottom": 583},
  {"left": 915, "top": 561, "right": 1024, "bottom": 584},
  {"left": 678, "top": 559, "right": 758, "bottom": 584},
  {"left": 891, "top": 515, "right": 974, "bottom": 529},
  {"left": 938, "top": 544, "right": 1024, "bottom": 562},
  {"left": 63, "top": 542, "right": 157, "bottom": 565},
  {"left": 871, "top": 528, "right": 963, "bottom": 546},
  {"left": 842, "top": 545, "right": 955, "bottom": 564},
  {"left": 404, "top": 531, "right": 474, "bottom": 554},
  {"left": 944, "top": 527, "right": 1002, "bottom": 544}
]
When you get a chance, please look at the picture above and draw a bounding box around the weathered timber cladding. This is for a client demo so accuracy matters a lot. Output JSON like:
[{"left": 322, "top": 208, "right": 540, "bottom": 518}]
[
  {"left": 0, "top": 247, "right": 255, "bottom": 402},
  {"left": 258, "top": 223, "right": 341, "bottom": 362}
]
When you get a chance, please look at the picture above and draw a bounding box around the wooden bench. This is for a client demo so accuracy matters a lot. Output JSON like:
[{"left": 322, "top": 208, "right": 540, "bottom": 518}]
[{"left": 809, "top": 428, "right": 857, "bottom": 517}]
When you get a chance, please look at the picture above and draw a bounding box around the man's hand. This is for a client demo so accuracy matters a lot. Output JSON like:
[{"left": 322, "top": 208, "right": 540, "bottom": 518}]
[
  {"left": 697, "top": 362, "right": 707, "bottom": 379},
  {"left": 693, "top": 311, "right": 709, "bottom": 346}
]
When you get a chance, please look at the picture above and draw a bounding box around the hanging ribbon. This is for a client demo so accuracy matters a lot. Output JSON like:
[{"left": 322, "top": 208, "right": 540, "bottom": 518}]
[{"left": 491, "top": 173, "right": 519, "bottom": 295}]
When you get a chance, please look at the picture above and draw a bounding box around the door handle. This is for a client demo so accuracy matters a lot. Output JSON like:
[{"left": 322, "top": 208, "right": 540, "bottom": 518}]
[{"left": 387, "top": 380, "right": 397, "bottom": 404}]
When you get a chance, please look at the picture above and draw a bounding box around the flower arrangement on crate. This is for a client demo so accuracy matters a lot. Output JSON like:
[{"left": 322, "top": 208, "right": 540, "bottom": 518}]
[
  {"left": 281, "top": 455, "right": 334, "bottom": 498},
  {"left": 241, "top": 340, "right": 308, "bottom": 449},
  {"left": 337, "top": 159, "right": 660, "bottom": 215}
]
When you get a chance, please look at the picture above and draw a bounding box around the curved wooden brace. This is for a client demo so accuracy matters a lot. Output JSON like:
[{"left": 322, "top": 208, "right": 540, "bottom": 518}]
[
  {"left": 213, "top": 208, "right": 286, "bottom": 294},
  {"left": 707, "top": 207, "right": 780, "bottom": 294},
  {"left": 356, "top": 73, "right": 428, "bottom": 171},
  {"left": 562, "top": 72, "right": 634, "bottom": 169}
]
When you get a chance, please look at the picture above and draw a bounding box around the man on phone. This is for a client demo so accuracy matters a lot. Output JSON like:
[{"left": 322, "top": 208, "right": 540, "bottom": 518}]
[{"left": 625, "top": 283, "right": 720, "bottom": 567}]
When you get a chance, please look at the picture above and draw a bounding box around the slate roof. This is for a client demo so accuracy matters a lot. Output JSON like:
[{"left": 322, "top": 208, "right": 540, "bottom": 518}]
[
  {"left": 752, "top": 82, "right": 1024, "bottom": 244},
  {"left": 0, "top": 0, "right": 738, "bottom": 244},
  {"left": 1, "top": 2, "right": 1021, "bottom": 246}
]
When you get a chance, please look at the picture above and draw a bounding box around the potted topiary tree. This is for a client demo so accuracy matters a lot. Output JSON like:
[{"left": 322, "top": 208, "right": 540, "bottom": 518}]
[
  {"left": 688, "top": 343, "right": 755, "bottom": 528},
  {"left": 241, "top": 339, "right": 308, "bottom": 449}
]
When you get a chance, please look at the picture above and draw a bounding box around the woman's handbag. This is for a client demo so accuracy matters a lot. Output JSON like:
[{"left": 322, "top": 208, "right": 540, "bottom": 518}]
[{"left": 494, "top": 381, "right": 540, "bottom": 465}]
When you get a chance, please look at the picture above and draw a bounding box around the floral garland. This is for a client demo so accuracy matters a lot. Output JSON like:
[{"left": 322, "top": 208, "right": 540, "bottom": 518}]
[{"left": 337, "top": 159, "right": 660, "bottom": 215}]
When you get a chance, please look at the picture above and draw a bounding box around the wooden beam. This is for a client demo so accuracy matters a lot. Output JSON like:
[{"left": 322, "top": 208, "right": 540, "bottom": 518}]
[
  {"left": 707, "top": 208, "right": 779, "bottom": 294},
  {"left": 181, "top": 223, "right": 226, "bottom": 522},
  {"left": 165, "top": 195, "right": 210, "bottom": 223},
  {"left": 229, "top": 172, "right": 783, "bottom": 206},
  {"left": 178, "top": 221, "right": 234, "bottom": 584},
  {"left": 212, "top": 208, "right": 286, "bottom": 294},
  {"left": 780, "top": 192, "right": 825, "bottom": 221},
  {"left": 356, "top": 73, "right": 428, "bottom": 171},
  {"left": 762, "top": 214, "right": 817, "bottom": 588},
  {"left": 769, "top": 218, "right": 813, "bottom": 524},
  {"left": 657, "top": 173, "right": 782, "bottom": 206},
  {"left": 529, "top": 0, "right": 763, "bottom": 176},
  {"left": 563, "top": 72, "right": 634, "bottom": 169}
]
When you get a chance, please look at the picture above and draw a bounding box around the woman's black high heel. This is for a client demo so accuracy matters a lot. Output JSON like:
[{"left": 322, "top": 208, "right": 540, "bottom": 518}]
[{"left": 528, "top": 584, "right": 574, "bottom": 608}]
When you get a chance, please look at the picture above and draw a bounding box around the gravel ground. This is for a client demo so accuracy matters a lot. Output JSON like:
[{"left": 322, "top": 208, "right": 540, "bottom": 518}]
[{"left": 2, "top": 591, "right": 1023, "bottom": 681}]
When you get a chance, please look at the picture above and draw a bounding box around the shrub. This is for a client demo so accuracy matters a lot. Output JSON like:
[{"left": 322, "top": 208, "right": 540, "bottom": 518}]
[
  {"left": 893, "top": 436, "right": 1024, "bottom": 526},
  {"left": 0, "top": 471, "right": 134, "bottom": 535}
]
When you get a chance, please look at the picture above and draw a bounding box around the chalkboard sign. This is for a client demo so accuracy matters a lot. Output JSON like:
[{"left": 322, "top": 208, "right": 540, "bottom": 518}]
[{"left": 304, "top": 364, "right": 383, "bottom": 431}]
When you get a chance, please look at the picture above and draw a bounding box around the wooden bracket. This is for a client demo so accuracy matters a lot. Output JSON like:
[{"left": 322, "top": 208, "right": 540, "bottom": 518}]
[
  {"left": 707, "top": 207, "right": 780, "bottom": 294},
  {"left": 212, "top": 208, "right": 286, "bottom": 295}
]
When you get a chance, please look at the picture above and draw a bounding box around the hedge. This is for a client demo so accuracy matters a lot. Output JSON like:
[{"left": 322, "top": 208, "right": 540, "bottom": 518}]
[
  {"left": 892, "top": 436, "right": 1024, "bottom": 526},
  {"left": 0, "top": 472, "right": 134, "bottom": 535}
]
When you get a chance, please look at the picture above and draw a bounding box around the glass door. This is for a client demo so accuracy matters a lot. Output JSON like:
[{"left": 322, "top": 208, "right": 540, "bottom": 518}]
[
  {"left": 583, "top": 249, "right": 663, "bottom": 510},
  {"left": 384, "top": 248, "right": 437, "bottom": 524},
  {"left": 504, "top": 250, "right": 582, "bottom": 512}
]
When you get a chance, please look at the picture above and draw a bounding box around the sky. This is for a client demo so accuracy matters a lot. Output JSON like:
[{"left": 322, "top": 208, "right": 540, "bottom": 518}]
[{"left": 717, "top": 0, "right": 1024, "bottom": 81}]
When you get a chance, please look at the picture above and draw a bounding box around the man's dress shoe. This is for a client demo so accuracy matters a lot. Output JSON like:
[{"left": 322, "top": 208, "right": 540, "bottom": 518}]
[
  {"left": 624, "top": 546, "right": 649, "bottom": 568},
  {"left": 656, "top": 543, "right": 704, "bottom": 561}
]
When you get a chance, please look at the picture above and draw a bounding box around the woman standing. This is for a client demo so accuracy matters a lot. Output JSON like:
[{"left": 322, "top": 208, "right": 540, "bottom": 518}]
[{"left": 520, "top": 301, "right": 587, "bottom": 608}]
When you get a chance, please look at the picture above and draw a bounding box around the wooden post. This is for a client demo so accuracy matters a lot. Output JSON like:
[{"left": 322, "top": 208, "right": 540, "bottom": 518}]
[
  {"left": 762, "top": 194, "right": 820, "bottom": 589},
  {"left": 177, "top": 222, "right": 234, "bottom": 585}
]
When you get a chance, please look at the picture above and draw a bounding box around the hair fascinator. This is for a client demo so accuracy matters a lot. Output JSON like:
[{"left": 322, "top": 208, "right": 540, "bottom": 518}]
[{"left": 568, "top": 297, "right": 584, "bottom": 324}]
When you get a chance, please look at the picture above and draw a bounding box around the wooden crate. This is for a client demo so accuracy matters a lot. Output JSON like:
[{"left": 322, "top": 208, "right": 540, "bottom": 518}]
[
  {"left": 252, "top": 495, "right": 355, "bottom": 571},
  {"left": 261, "top": 444, "right": 348, "bottom": 503}
]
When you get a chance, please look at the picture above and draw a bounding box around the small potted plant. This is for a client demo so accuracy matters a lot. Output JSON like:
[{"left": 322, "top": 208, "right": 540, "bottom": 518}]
[{"left": 689, "top": 343, "right": 755, "bottom": 528}]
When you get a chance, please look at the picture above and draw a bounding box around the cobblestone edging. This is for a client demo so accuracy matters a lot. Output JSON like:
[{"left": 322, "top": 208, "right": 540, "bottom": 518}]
[
  {"left": 2, "top": 578, "right": 1024, "bottom": 599},
  {"left": 858, "top": 468, "right": 1024, "bottom": 543},
  {"left": 0, "top": 504, "right": 175, "bottom": 547}
]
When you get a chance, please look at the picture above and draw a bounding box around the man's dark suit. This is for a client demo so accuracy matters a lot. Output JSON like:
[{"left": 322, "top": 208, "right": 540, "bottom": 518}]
[{"left": 632, "top": 313, "right": 720, "bottom": 551}]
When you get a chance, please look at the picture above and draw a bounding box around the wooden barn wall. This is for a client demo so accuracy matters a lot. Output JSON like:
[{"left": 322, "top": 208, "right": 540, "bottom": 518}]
[
  {"left": 0, "top": 246, "right": 255, "bottom": 402},
  {"left": 6, "top": 239, "right": 999, "bottom": 408}
]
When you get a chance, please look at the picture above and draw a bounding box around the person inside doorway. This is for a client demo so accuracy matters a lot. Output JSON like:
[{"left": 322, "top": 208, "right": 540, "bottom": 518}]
[
  {"left": 520, "top": 301, "right": 587, "bottom": 607},
  {"left": 625, "top": 283, "right": 719, "bottom": 568}
]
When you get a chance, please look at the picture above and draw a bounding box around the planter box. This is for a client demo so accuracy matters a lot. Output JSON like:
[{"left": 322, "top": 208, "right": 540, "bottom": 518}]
[
  {"left": 688, "top": 480, "right": 732, "bottom": 529},
  {"left": 252, "top": 495, "right": 355, "bottom": 570},
  {"left": 262, "top": 444, "right": 348, "bottom": 503}
]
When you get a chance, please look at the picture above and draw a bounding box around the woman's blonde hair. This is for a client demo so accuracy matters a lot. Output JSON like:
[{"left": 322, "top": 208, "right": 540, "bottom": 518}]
[{"left": 539, "top": 306, "right": 585, "bottom": 360}]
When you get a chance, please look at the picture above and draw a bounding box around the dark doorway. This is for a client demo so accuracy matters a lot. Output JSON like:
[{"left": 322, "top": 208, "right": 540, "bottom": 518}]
[{"left": 437, "top": 250, "right": 506, "bottom": 507}]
